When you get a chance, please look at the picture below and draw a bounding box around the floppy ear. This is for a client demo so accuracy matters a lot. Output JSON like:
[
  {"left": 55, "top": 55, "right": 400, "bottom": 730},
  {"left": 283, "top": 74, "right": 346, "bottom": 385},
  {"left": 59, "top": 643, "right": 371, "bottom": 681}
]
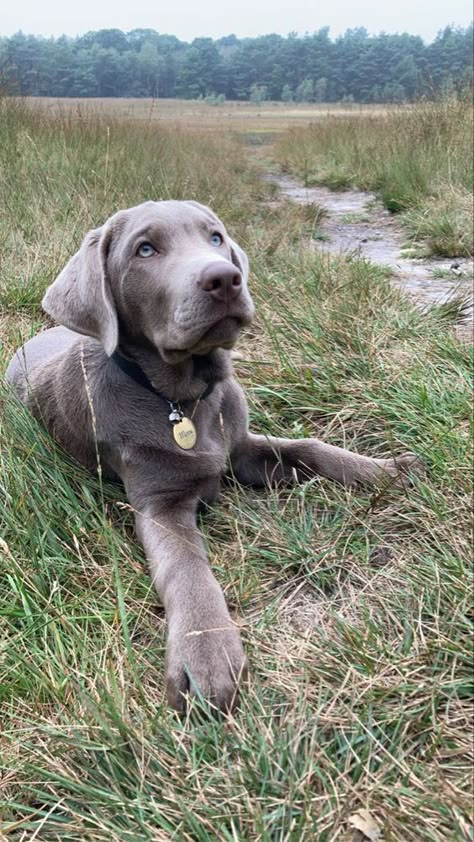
[
  {"left": 42, "top": 224, "right": 118, "bottom": 356},
  {"left": 229, "top": 238, "right": 249, "bottom": 285}
]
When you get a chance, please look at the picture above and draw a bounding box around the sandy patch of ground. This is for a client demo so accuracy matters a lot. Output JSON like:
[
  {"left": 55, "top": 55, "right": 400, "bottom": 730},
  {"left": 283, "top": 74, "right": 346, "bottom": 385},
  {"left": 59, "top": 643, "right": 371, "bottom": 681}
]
[{"left": 265, "top": 173, "right": 473, "bottom": 334}]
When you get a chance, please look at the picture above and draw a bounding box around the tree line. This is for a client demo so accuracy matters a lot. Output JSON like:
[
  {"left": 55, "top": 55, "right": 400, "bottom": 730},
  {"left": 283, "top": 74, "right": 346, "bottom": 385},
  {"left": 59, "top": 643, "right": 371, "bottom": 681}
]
[{"left": 1, "top": 24, "right": 472, "bottom": 102}]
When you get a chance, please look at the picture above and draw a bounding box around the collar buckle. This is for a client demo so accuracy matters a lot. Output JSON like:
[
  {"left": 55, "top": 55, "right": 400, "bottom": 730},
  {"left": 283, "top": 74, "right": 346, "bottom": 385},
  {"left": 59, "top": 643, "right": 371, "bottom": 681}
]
[{"left": 168, "top": 403, "right": 184, "bottom": 423}]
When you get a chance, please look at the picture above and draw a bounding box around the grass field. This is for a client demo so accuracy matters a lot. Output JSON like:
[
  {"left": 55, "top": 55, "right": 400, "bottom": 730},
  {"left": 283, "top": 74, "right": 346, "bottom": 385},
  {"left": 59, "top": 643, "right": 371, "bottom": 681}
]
[
  {"left": 0, "top": 96, "right": 473, "bottom": 840},
  {"left": 24, "top": 97, "right": 393, "bottom": 133}
]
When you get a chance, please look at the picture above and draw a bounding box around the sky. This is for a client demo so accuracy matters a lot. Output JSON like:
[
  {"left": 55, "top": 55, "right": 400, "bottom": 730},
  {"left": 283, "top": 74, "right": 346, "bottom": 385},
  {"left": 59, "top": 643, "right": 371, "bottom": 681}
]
[{"left": 1, "top": 0, "right": 472, "bottom": 43}]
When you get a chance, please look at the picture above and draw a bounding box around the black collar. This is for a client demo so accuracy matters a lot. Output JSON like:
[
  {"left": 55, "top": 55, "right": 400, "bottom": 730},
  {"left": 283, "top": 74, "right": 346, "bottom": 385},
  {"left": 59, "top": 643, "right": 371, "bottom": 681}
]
[{"left": 110, "top": 351, "right": 215, "bottom": 408}]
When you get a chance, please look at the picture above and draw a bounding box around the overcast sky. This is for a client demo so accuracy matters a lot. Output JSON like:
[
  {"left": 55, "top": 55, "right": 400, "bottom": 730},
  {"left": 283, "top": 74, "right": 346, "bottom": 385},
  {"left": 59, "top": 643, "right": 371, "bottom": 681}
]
[{"left": 2, "top": 0, "right": 472, "bottom": 43}]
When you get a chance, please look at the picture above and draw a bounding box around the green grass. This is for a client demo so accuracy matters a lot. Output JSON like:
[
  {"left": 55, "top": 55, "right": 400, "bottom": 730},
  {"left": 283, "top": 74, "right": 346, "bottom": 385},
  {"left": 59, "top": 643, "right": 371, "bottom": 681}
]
[
  {"left": 340, "top": 212, "right": 371, "bottom": 224},
  {"left": 274, "top": 96, "right": 474, "bottom": 257},
  {"left": 0, "top": 97, "right": 473, "bottom": 840}
]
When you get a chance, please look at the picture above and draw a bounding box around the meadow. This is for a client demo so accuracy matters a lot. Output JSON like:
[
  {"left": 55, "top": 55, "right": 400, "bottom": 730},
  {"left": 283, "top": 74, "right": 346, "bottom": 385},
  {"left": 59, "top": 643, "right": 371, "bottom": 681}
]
[
  {"left": 0, "top": 96, "right": 472, "bottom": 840},
  {"left": 24, "top": 97, "right": 394, "bottom": 132}
]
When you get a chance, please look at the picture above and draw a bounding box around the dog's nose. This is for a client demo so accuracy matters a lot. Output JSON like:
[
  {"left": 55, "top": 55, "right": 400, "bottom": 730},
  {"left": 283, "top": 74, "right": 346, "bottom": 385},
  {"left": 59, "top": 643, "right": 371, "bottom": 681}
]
[{"left": 199, "top": 262, "right": 242, "bottom": 302}]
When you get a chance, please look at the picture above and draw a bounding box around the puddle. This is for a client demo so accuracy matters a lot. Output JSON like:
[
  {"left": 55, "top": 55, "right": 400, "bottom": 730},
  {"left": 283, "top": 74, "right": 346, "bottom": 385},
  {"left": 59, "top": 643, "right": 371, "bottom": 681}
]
[{"left": 266, "top": 173, "right": 473, "bottom": 329}]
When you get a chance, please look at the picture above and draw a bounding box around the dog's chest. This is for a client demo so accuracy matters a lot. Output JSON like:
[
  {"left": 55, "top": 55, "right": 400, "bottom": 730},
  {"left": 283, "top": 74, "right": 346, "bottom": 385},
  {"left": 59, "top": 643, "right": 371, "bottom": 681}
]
[{"left": 100, "top": 391, "right": 229, "bottom": 483}]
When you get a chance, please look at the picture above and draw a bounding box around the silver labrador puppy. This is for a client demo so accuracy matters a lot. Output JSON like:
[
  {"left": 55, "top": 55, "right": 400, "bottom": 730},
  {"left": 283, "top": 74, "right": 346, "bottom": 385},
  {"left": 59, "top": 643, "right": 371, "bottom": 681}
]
[{"left": 6, "top": 200, "right": 420, "bottom": 712}]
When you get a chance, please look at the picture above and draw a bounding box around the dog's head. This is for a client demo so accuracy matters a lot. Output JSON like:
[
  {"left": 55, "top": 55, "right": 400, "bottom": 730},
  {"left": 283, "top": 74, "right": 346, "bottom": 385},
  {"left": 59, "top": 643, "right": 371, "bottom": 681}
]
[{"left": 42, "top": 200, "right": 255, "bottom": 363}]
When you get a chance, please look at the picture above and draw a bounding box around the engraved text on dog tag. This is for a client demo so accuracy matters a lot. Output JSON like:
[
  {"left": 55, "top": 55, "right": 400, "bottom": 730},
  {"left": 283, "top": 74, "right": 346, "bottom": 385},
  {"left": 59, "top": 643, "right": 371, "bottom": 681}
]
[{"left": 172, "top": 416, "right": 197, "bottom": 450}]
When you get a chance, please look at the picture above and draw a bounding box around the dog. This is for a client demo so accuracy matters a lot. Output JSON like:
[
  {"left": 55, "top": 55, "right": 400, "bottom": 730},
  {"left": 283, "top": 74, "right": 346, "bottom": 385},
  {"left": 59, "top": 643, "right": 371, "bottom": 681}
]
[{"left": 6, "top": 200, "right": 421, "bottom": 712}]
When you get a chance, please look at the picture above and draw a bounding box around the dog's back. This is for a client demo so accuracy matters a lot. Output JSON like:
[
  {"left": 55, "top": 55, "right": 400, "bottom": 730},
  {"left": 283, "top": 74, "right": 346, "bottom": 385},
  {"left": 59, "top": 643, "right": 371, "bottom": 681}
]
[{"left": 6, "top": 326, "right": 79, "bottom": 401}]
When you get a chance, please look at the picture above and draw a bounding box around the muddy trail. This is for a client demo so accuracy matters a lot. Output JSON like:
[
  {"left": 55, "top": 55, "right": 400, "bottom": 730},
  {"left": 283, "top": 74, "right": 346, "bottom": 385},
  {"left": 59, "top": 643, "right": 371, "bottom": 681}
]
[{"left": 264, "top": 172, "right": 473, "bottom": 338}]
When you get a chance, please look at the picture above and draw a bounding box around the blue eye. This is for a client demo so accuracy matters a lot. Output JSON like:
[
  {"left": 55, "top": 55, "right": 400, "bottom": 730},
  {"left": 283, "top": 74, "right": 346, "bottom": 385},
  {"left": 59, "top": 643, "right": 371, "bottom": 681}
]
[
  {"left": 137, "top": 242, "right": 156, "bottom": 258},
  {"left": 211, "top": 233, "right": 223, "bottom": 247}
]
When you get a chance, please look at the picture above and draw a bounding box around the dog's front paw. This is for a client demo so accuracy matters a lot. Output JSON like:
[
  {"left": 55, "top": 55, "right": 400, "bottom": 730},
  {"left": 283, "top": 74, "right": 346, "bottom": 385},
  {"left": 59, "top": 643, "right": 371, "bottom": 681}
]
[
  {"left": 378, "top": 451, "right": 426, "bottom": 484},
  {"left": 391, "top": 451, "right": 425, "bottom": 477},
  {"left": 165, "top": 621, "right": 247, "bottom": 714}
]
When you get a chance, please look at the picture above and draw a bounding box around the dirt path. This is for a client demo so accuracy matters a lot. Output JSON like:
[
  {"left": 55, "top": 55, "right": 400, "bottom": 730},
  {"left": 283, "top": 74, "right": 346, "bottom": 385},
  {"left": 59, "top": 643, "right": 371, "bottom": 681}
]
[{"left": 265, "top": 172, "right": 473, "bottom": 334}]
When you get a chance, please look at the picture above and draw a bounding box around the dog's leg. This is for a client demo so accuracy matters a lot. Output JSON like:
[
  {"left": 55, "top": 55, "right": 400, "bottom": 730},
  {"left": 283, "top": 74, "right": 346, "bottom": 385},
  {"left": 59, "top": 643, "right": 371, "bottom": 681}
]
[
  {"left": 125, "top": 484, "right": 246, "bottom": 713},
  {"left": 230, "top": 433, "right": 423, "bottom": 487}
]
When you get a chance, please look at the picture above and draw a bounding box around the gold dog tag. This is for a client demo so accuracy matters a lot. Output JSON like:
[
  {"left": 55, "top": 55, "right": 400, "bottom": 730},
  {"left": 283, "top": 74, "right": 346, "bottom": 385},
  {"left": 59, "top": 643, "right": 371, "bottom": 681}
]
[{"left": 172, "top": 417, "right": 197, "bottom": 450}]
